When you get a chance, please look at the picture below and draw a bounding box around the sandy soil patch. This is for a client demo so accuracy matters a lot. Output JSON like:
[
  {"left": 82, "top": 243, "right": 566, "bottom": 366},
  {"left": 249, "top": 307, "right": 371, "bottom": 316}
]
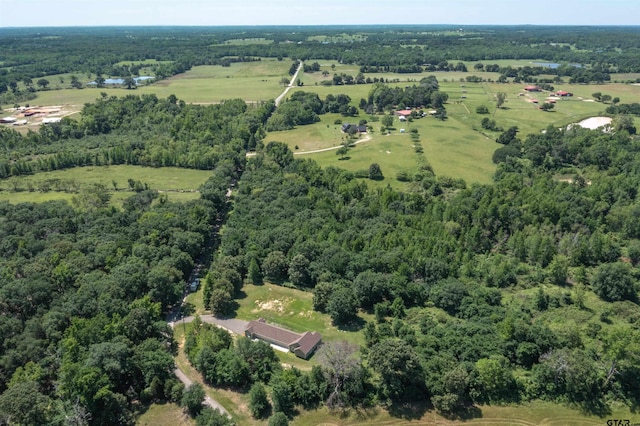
[
  {"left": 578, "top": 116, "right": 612, "bottom": 129},
  {"left": 254, "top": 298, "right": 289, "bottom": 313}
]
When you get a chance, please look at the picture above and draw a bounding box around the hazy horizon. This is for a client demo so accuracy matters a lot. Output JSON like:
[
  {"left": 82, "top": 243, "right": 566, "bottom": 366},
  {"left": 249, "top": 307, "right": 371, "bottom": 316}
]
[{"left": 1, "top": 0, "right": 638, "bottom": 28}]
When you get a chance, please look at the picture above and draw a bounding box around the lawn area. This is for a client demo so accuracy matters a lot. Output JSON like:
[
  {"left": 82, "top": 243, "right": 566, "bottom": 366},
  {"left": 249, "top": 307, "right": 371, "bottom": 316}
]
[
  {"left": 0, "top": 165, "right": 211, "bottom": 206},
  {"left": 235, "top": 284, "right": 367, "bottom": 349},
  {"left": 136, "top": 402, "right": 193, "bottom": 426}
]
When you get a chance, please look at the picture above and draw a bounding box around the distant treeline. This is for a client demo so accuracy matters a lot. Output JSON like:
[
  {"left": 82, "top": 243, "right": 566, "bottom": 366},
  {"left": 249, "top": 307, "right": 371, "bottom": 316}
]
[{"left": 2, "top": 26, "right": 640, "bottom": 93}]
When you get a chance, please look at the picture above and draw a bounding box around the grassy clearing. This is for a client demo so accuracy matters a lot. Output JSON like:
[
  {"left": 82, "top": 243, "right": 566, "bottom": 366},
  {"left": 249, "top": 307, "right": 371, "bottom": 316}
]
[
  {"left": 0, "top": 165, "right": 210, "bottom": 206},
  {"left": 215, "top": 38, "right": 273, "bottom": 45},
  {"left": 264, "top": 113, "right": 351, "bottom": 152},
  {"left": 308, "top": 132, "right": 419, "bottom": 190},
  {"left": 0, "top": 165, "right": 212, "bottom": 192},
  {"left": 136, "top": 402, "right": 193, "bottom": 426},
  {"left": 236, "top": 284, "right": 366, "bottom": 349}
]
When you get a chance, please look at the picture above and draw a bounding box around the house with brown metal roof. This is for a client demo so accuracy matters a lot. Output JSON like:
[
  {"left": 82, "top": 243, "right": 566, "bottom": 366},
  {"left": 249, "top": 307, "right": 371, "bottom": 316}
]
[{"left": 244, "top": 318, "right": 322, "bottom": 360}]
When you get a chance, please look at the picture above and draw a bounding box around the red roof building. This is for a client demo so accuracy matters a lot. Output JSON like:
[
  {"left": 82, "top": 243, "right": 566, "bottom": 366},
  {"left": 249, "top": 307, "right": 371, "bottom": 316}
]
[
  {"left": 394, "top": 109, "right": 413, "bottom": 117},
  {"left": 556, "top": 90, "right": 573, "bottom": 97},
  {"left": 524, "top": 85, "right": 542, "bottom": 92}
]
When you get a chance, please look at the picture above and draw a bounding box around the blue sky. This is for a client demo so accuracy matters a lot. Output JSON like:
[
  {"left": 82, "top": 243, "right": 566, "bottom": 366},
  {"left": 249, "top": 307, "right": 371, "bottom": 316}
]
[{"left": 1, "top": 0, "right": 639, "bottom": 27}]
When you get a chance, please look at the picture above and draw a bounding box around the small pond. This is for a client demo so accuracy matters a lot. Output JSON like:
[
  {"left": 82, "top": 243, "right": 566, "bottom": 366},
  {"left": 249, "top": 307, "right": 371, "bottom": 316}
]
[
  {"left": 88, "top": 76, "right": 154, "bottom": 85},
  {"left": 532, "top": 62, "right": 583, "bottom": 69}
]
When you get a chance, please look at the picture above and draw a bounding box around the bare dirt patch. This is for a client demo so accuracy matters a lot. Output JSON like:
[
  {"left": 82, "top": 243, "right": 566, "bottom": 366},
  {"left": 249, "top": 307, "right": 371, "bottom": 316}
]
[
  {"left": 577, "top": 116, "right": 612, "bottom": 129},
  {"left": 254, "top": 298, "right": 289, "bottom": 313}
]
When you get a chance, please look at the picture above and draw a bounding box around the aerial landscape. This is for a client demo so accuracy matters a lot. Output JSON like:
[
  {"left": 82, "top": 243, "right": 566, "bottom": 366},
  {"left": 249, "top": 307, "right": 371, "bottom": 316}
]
[{"left": 2, "top": 1, "right": 640, "bottom": 426}]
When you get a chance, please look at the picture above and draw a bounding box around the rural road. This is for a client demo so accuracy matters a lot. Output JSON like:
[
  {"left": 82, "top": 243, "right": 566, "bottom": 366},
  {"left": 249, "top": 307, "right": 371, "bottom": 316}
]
[
  {"left": 166, "top": 181, "right": 236, "bottom": 419},
  {"left": 275, "top": 61, "right": 303, "bottom": 106},
  {"left": 173, "top": 367, "right": 230, "bottom": 417},
  {"left": 293, "top": 134, "right": 372, "bottom": 155},
  {"left": 246, "top": 134, "right": 373, "bottom": 158},
  {"left": 168, "top": 319, "right": 232, "bottom": 418}
]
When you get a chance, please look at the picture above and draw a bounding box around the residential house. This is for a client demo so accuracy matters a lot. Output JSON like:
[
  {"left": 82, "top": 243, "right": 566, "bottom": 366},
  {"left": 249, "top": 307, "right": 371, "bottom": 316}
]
[{"left": 245, "top": 318, "right": 322, "bottom": 359}]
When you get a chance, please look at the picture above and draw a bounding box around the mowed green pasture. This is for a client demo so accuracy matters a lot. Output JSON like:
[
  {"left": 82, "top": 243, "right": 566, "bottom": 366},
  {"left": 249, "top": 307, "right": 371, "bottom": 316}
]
[
  {"left": 144, "top": 61, "right": 291, "bottom": 102},
  {"left": 308, "top": 132, "right": 424, "bottom": 189},
  {"left": 0, "top": 165, "right": 212, "bottom": 206},
  {"left": 293, "top": 400, "right": 637, "bottom": 425}
]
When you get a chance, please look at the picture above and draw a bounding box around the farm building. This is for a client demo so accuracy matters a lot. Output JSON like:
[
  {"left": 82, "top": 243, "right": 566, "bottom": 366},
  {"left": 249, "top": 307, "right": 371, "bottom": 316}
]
[
  {"left": 244, "top": 318, "right": 322, "bottom": 359},
  {"left": 394, "top": 109, "right": 412, "bottom": 117},
  {"left": 556, "top": 90, "right": 573, "bottom": 97},
  {"left": 0, "top": 117, "right": 17, "bottom": 124},
  {"left": 524, "top": 85, "right": 542, "bottom": 92}
]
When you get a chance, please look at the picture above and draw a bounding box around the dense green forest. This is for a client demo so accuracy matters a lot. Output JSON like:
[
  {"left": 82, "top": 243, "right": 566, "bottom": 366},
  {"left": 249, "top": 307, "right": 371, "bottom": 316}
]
[{"left": 0, "top": 94, "right": 249, "bottom": 424}]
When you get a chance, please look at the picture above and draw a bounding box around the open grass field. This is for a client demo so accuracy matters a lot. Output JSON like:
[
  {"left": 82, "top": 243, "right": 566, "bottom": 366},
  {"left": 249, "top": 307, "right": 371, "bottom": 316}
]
[
  {"left": 0, "top": 165, "right": 211, "bottom": 206},
  {"left": 265, "top": 113, "right": 353, "bottom": 151},
  {"left": 292, "top": 400, "right": 639, "bottom": 425},
  {"left": 136, "top": 402, "right": 193, "bottom": 426},
  {"left": 307, "top": 132, "right": 423, "bottom": 189},
  {"left": 2, "top": 59, "right": 293, "bottom": 110},
  {"left": 139, "top": 60, "right": 291, "bottom": 103}
]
